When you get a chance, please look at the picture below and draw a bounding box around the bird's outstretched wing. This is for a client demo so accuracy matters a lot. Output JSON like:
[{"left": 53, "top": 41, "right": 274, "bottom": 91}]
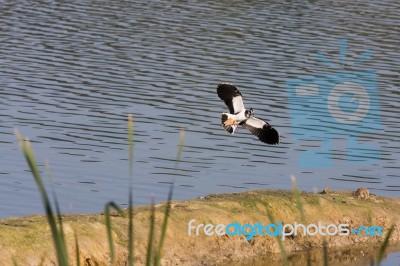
[
  {"left": 242, "top": 116, "right": 279, "bottom": 145},
  {"left": 217, "top": 83, "right": 245, "bottom": 114}
]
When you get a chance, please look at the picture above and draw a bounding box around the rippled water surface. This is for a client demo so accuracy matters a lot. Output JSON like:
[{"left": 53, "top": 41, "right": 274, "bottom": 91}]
[{"left": 1, "top": 0, "right": 399, "bottom": 218}]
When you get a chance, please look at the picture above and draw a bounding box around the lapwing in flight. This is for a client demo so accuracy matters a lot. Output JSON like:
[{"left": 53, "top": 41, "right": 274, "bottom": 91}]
[{"left": 217, "top": 83, "right": 279, "bottom": 145}]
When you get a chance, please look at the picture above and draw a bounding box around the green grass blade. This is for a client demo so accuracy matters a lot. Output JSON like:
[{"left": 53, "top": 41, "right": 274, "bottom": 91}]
[
  {"left": 128, "top": 188, "right": 134, "bottom": 266},
  {"left": 307, "top": 250, "right": 311, "bottom": 266},
  {"left": 145, "top": 199, "right": 156, "bottom": 266},
  {"left": 104, "top": 201, "right": 124, "bottom": 265},
  {"left": 127, "top": 114, "right": 135, "bottom": 266},
  {"left": 15, "top": 130, "right": 69, "bottom": 265},
  {"left": 46, "top": 162, "right": 69, "bottom": 263},
  {"left": 154, "top": 128, "right": 182, "bottom": 264},
  {"left": 265, "top": 205, "right": 288, "bottom": 266},
  {"left": 376, "top": 225, "right": 394, "bottom": 266},
  {"left": 54, "top": 195, "right": 68, "bottom": 263},
  {"left": 323, "top": 241, "right": 329, "bottom": 266},
  {"left": 174, "top": 128, "right": 185, "bottom": 169},
  {"left": 154, "top": 184, "right": 174, "bottom": 266},
  {"left": 291, "top": 175, "right": 306, "bottom": 224},
  {"left": 128, "top": 114, "right": 134, "bottom": 177},
  {"left": 75, "top": 233, "right": 81, "bottom": 266}
]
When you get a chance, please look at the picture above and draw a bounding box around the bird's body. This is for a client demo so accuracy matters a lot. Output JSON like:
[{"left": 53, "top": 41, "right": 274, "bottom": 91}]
[
  {"left": 217, "top": 83, "right": 279, "bottom": 145},
  {"left": 221, "top": 113, "right": 239, "bottom": 133}
]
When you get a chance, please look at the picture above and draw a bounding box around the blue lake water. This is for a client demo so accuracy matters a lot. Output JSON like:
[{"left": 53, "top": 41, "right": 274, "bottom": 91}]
[{"left": 0, "top": 0, "right": 399, "bottom": 222}]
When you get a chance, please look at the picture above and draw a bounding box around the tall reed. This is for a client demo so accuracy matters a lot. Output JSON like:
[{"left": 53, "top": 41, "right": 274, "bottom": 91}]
[
  {"left": 15, "top": 116, "right": 184, "bottom": 265},
  {"left": 15, "top": 130, "right": 69, "bottom": 265},
  {"left": 127, "top": 114, "right": 135, "bottom": 266},
  {"left": 376, "top": 225, "right": 395, "bottom": 266}
]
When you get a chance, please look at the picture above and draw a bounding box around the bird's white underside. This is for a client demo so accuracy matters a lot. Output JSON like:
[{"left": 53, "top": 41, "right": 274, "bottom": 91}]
[
  {"left": 244, "top": 116, "right": 267, "bottom": 128},
  {"left": 232, "top": 96, "right": 245, "bottom": 113}
]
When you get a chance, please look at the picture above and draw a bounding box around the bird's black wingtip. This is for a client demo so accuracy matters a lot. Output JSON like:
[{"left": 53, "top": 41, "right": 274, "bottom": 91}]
[
  {"left": 264, "top": 127, "right": 280, "bottom": 145},
  {"left": 217, "top": 82, "right": 236, "bottom": 92},
  {"left": 216, "top": 83, "right": 241, "bottom": 99}
]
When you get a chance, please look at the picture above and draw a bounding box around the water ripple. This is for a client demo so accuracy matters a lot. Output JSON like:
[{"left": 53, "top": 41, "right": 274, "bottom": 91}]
[{"left": 0, "top": 0, "right": 399, "bottom": 218}]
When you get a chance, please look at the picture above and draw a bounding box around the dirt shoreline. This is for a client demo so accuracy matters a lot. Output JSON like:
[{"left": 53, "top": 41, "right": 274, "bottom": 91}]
[{"left": 1, "top": 189, "right": 399, "bottom": 265}]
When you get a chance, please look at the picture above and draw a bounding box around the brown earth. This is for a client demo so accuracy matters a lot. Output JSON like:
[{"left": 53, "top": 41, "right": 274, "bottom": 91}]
[{"left": 0, "top": 189, "right": 399, "bottom": 265}]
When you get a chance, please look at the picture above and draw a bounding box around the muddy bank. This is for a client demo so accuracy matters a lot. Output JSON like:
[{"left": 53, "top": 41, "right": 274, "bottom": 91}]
[{"left": 1, "top": 189, "right": 399, "bottom": 265}]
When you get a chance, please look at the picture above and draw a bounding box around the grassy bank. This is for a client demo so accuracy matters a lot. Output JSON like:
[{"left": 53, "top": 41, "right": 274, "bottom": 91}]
[{"left": 1, "top": 189, "right": 399, "bottom": 265}]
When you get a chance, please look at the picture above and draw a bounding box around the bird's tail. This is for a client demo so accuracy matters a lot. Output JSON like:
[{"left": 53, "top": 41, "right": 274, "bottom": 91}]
[{"left": 221, "top": 113, "right": 237, "bottom": 134}]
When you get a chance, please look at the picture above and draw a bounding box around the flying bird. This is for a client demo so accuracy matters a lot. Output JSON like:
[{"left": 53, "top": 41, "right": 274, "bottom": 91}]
[{"left": 217, "top": 83, "right": 279, "bottom": 145}]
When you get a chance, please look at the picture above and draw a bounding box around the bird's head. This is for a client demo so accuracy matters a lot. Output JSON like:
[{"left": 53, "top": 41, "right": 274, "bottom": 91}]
[{"left": 245, "top": 108, "right": 254, "bottom": 118}]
